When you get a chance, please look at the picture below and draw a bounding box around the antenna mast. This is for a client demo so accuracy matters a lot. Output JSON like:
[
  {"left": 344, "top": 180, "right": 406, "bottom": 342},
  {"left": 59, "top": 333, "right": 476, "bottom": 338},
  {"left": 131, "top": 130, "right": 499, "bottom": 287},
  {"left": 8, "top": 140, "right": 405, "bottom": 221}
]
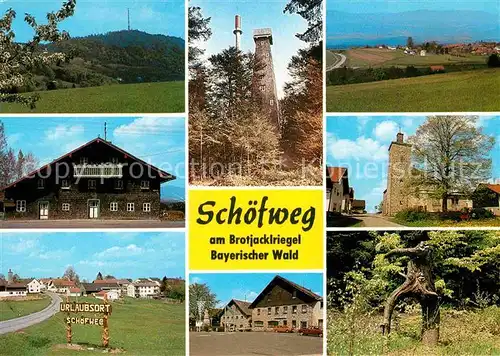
[
  {"left": 104, "top": 122, "right": 107, "bottom": 141},
  {"left": 128, "top": 8, "right": 131, "bottom": 31}
]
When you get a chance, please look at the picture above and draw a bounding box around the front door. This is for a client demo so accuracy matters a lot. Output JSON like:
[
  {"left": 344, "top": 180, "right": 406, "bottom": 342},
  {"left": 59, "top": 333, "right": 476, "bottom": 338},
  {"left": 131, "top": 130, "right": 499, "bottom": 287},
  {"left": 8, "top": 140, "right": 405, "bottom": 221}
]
[
  {"left": 88, "top": 200, "right": 100, "bottom": 219},
  {"left": 39, "top": 202, "right": 49, "bottom": 220}
]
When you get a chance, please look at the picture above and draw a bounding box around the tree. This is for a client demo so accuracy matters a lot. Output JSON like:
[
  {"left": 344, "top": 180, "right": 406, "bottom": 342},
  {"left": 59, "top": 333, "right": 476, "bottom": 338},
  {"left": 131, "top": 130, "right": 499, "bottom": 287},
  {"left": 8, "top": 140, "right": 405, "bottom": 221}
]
[
  {"left": 409, "top": 116, "right": 495, "bottom": 212},
  {"left": 188, "top": 6, "right": 212, "bottom": 63},
  {"left": 407, "top": 36, "right": 414, "bottom": 49},
  {"left": 0, "top": 1, "right": 76, "bottom": 109},
  {"left": 63, "top": 266, "right": 80, "bottom": 283},
  {"left": 95, "top": 272, "right": 103, "bottom": 280},
  {"left": 104, "top": 275, "right": 115, "bottom": 280},
  {"left": 284, "top": 0, "right": 322, "bottom": 46},
  {"left": 487, "top": 54, "right": 500, "bottom": 68},
  {"left": 189, "top": 283, "right": 218, "bottom": 322}
]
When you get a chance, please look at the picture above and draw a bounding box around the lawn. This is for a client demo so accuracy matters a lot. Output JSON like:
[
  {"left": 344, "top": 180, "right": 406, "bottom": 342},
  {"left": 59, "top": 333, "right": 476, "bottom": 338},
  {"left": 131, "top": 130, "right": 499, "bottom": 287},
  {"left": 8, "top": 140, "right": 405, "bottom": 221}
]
[
  {"left": 328, "top": 306, "right": 500, "bottom": 355},
  {"left": 326, "top": 69, "right": 500, "bottom": 112},
  {"left": 345, "top": 48, "right": 485, "bottom": 68},
  {"left": 0, "top": 81, "right": 185, "bottom": 113},
  {"left": 0, "top": 297, "right": 185, "bottom": 355},
  {"left": 0, "top": 295, "right": 51, "bottom": 321},
  {"left": 392, "top": 217, "right": 500, "bottom": 228}
]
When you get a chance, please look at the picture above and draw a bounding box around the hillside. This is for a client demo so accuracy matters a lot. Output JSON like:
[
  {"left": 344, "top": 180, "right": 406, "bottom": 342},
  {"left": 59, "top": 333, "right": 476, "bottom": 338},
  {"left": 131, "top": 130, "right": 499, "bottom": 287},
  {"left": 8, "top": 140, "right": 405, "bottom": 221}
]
[{"left": 31, "top": 30, "right": 185, "bottom": 90}]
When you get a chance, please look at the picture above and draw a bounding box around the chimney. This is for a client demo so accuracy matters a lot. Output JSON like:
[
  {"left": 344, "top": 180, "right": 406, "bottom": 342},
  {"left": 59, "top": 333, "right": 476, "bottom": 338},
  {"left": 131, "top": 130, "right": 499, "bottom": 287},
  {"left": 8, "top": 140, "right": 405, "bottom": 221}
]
[
  {"left": 233, "top": 15, "right": 242, "bottom": 50},
  {"left": 7, "top": 269, "right": 13, "bottom": 284},
  {"left": 396, "top": 132, "right": 404, "bottom": 143}
]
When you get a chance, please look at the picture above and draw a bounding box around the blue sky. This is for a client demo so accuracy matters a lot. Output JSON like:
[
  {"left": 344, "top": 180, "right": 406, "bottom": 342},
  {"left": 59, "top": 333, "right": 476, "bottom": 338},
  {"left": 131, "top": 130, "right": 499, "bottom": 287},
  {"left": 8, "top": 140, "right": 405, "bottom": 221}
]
[
  {"left": 327, "top": 0, "right": 499, "bottom": 13},
  {"left": 326, "top": 116, "right": 500, "bottom": 213},
  {"left": 191, "top": 0, "right": 310, "bottom": 97},
  {"left": 1, "top": 116, "right": 185, "bottom": 201},
  {"left": 0, "top": 0, "right": 185, "bottom": 42},
  {"left": 0, "top": 231, "right": 185, "bottom": 281},
  {"left": 190, "top": 273, "right": 323, "bottom": 308}
]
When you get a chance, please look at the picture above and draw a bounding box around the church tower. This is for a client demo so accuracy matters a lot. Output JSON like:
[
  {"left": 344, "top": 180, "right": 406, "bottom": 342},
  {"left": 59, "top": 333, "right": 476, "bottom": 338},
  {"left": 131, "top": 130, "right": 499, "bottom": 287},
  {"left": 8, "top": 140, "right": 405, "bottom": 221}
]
[
  {"left": 385, "top": 132, "right": 412, "bottom": 216},
  {"left": 252, "top": 28, "right": 280, "bottom": 132}
]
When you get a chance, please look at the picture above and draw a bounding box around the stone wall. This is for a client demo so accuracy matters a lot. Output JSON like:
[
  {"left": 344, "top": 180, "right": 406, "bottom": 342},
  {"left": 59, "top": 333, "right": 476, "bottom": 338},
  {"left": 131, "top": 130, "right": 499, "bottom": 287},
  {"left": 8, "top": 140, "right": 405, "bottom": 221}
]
[
  {"left": 220, "top": 304, "right": 251, "bottom": 331},
  {"left": 385, "top": 141, "right": 412, "bottom": 216},
  {"left": 251, "top": 301, "right": 322, "bottom": 331}
]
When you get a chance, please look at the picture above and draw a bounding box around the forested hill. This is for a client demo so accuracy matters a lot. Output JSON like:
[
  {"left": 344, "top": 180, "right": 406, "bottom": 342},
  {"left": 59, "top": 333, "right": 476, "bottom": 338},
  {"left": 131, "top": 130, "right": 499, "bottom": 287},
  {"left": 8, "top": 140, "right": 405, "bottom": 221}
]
[{"left": 35, "top": 30, "right": 185, "bottom": 89}]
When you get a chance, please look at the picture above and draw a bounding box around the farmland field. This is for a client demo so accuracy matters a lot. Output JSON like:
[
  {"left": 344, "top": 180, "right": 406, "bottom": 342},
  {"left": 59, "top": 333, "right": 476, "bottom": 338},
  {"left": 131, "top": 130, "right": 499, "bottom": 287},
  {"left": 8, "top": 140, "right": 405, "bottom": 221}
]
[
  {"left": 0, "top": 297, "right": 185, "bottom": 355},
  {"left": 0, "top": 295, "right": 51, "bottom": 321},
  {"left": 0, "top": 81, "right": 185, "bottom": 113},
  {"left": 326, "top": 69, "right": 500, "bottom": 112},
  {"left": 336, "top": 48, "right": 486, "bottom": 68}
]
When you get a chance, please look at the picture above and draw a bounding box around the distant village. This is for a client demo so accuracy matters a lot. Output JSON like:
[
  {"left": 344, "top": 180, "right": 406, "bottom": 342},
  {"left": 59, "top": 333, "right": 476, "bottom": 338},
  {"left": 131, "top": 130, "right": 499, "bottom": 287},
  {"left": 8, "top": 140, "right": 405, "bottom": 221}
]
[
  {"left": 0, "top": 269, "right": 185, "bottom": 301},
  {"left": 366, "top": 41, "right": 500, "bottom": 56}
]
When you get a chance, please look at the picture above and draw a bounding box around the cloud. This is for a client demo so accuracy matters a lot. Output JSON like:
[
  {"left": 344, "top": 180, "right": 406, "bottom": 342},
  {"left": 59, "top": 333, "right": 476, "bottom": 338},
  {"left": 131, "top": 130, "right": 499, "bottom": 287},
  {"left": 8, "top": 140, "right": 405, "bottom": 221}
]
[
  {"left": 94, "top": 244, "right": 146, "bottom": 259},
  {"left": 5, "top": 237, "right": 39, "bottom": 253},
  {"left": 45, "top": 125, "right": 84, "bottom": 141},
  {"left": 191, "top": 276, "right": 203, "bottom": 284},
  {"left": 329, "top": 136, "right": 388, "bottom": 161},
  {"left": 374, "top": 120, "right": 399, "bottom": 141},
  {"left": 113, "top": 117, "right": 184, "bottom": 139}
]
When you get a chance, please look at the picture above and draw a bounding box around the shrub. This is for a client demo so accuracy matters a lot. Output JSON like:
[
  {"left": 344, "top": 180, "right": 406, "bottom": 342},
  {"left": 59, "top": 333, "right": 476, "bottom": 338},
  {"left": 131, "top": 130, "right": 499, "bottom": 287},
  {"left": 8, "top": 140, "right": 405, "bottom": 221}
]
[
  {"left": 470, "top": 208, "right": 494, "bottom": 220},
  {"left": 487, "top": 54, "right": 500, "bottom": 68},
  {"left": 438, "top": 211, "right": 462, "bottom": 221},
  {"left": 395, "top": 209, "right": 433, "bottom": 222}
]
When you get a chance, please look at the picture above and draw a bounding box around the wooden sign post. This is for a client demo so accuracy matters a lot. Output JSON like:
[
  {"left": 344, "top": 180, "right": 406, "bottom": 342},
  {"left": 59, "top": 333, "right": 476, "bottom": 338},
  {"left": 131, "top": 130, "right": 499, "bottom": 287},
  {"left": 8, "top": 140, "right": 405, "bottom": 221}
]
[
  {"left": 102, "top": 294, "right": 110, "bottom": 348},
  {"left": 65, "top": 295, "right": 72, "bottom": 344}
]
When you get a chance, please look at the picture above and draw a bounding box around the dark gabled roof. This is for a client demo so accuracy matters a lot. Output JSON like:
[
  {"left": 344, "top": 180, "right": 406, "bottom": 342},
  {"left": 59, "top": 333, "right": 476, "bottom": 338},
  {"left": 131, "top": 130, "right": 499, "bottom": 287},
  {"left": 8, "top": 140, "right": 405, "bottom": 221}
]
[
  {"left": 1, "top": 137, "right": 175, "bottom": 191},
  {"left": 248, "top": 275, "right": 322, "bottom": 309},
  {"left": 482, "top": 184, "right": 500, "bottom": 195},
  {"left": 226, "top": 299, "right": 251, "bottom": 316}
]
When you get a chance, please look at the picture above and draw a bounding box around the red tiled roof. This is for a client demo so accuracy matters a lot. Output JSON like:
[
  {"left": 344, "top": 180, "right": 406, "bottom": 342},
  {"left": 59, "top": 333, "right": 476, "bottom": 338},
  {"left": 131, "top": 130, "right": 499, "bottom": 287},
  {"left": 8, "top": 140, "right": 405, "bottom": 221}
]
[
  {"left": 69, "top": 287, "right": 81, "bottom": 293},
  {"left": 326, "top": 167, "right": 347, "bottom": 183},
  {"left": 486, "top": 184, "right": 500, "bottom": 194},
  {"left": 52, "top": 279, "right": 76, "bottom": 287}
]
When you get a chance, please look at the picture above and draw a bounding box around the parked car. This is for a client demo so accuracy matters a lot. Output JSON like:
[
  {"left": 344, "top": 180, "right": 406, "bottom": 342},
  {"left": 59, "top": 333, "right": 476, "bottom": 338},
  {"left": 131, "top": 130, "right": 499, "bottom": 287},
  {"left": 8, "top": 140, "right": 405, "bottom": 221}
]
[
  {"left": 298, "top": 326, "right": 323, "bottom": 337},
  {"left": 273, "top": 325, "right": 293, "bottom": 333}
]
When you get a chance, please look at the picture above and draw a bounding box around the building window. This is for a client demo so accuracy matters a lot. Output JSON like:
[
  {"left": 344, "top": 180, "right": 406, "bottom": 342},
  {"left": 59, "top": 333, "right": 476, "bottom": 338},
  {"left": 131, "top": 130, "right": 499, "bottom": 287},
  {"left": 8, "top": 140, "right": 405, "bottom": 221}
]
[
  {"left": 257, "top": 309, "right": 260, "bottom": 315},
  {"left": 320, "top": 301, "right": 324, "bottom": 309},
  {"left": 61, "top": 180, "right": 70, "bottom": 189},
  {"left": 127, "top": 203, "right": 135, "bottom": 212},
  {"left": 300, "top": 321, "right": 307, "bottom": 328},
  {"left": 283, "top": 306, "right": 288, "bottom": 313},
  {"left": 143, "top": 203, "right": 151, "bottom": 212},
  {"left": 292, "top": 306, "right": 297, "bottom": 314},
  {"left": 37, "top": 179, "right": 45, "bottom": 189},
  {"left": 302, "top": 305, "right": 307, "bottom": 313},
  {"left": 62, "top": 203, "right": 70, "bottom": 211},
  {"left": 140, "top": 180, "right": 150, "bottom": 189},
  {"left": 292, "top": 291, "right": 297, "bottom": 299},
  {"left": 80, "top": 157, "right": 88, "bottom": 164},
  {"left": 115, "top": 180, "right": 124, "bottom": 190},
  {"left": 275, "top": 307, "right": 279, "bottom": 315},
  {"left": 267, "top": 307, "right": 271, "bottom": 315},
  {"left": 270, "top": 99, "right": 274, "bottom": 106},
  {"left": 16, "top": 200, "right": 26, "bottom": 212},
  {"left": 110, "top": 202, "right": 118, "bottom": 212},
  {"left": 88, "top": 180, "right": 97, "bottom": 189},
  {"left": 111, "top": 157, "right": 119, "bottom": 164}
]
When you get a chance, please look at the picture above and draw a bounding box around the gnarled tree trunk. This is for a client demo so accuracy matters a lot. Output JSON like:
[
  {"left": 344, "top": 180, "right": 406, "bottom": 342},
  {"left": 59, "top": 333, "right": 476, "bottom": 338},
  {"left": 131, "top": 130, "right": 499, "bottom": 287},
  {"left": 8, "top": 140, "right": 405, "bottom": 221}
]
[{"left": 381, "top": 243, "right": 440, "bottom": 346}]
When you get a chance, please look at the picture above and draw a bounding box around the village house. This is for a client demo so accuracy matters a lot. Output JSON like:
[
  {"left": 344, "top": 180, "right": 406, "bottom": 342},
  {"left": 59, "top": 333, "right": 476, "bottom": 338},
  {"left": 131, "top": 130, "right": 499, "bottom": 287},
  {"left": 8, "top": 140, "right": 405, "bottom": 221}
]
[
  {"left": 47, "top": 279, "right": 77, "bottom": 294},
  {"left": 0, "top": 137, "right": 175, "bottom": 220},
  {"left": 220, "top": 299, "right": 252, "bottom": 331},
  {"left": 27, "top": 279, "right": 42, "bottom": 294},
  {"left": 0, "top": 269, "right": 27, "bottom": 297},
  {"left": 92, "top": 278, "right": 130, "bottom": 295},
  {"left": 351, "top": 200, "right": 366, "bottom": 214},
  {"left": 326, "top": 167, "right": 350, "bottom": 214},
  {"left": 127, "top": 280, "right": 160, "bottom": 298},
  {"left": 81, "top": 282, "right": 122, "bottom": 296},
  {"left": 473, "top": 184, "right": 500, "bottom": 216},
  {"left": 67, "top": 287, "right": 82, "bottom": 297},
  {"left": 95, "top": 290, "right": 120, "bottom": 301},
  {"left": 382, "top": 132, "right": 472, "bottom": 216},
  {"left": 249, "top": 275, "right": 323, "bottom": 332}
]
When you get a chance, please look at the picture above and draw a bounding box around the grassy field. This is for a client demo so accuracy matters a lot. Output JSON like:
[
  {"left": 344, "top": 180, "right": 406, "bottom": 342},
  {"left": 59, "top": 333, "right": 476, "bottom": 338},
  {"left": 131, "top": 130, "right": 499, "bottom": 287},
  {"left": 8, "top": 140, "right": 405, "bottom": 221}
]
[
  {"left": 0, "top": 297, "right": 185, "bottom": 355},
  {"left": 328, "top": 306, "right": 500, "bottom": 355},
  {"left": 326, "top": 69, "right": 500, "bottom": 112},
  {"left": 342, "top": 48, "right": 486, "bottom": 68},
  {"left": 392, "top": 217, "right": 500, "bottom": 227},
  {"left": 0, "top": 81, "right": 185, "bottom": 113},
  {"left": 0, "top": 295, "right": 51, "bottom": 321}
]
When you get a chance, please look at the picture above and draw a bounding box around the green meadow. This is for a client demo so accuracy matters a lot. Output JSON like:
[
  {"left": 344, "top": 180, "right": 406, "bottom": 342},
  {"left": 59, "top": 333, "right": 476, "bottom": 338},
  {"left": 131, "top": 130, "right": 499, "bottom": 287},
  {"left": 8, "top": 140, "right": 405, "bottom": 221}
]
[
  {"left": 0, "top": 297, "right": 185, "bottom": 355},
  {"left": 0, "top": 81, "right": 185, "bottom": 114},
  {"left": 326, "top": 69, "right": 500, "bottom": 112},
  {"left": 0, "top": 296, "right": 51, "bottom": 322}
]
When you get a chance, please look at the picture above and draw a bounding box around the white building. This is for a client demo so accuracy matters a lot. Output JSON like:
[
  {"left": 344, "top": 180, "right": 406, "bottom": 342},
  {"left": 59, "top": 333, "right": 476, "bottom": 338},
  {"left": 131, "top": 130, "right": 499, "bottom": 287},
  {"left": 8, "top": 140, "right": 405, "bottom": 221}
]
[
  {"left": 127, "top": 281, "right": 160, "bottom": 298},
  {"left": 27, "top": 279, "right": 42, "bottom": 294},
  {"left": 95, "top": 290, "right": 120, "bottom": 301},
  {"left": 420, "top": 50, "right": 427, "bottom": 56},
  {"left": 326, "top": 167, "right": 351, "bottom": 214}
]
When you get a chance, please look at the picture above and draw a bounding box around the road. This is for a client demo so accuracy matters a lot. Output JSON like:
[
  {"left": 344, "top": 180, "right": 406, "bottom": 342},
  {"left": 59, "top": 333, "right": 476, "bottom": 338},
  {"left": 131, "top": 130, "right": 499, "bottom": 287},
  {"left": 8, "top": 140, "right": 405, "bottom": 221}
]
[
  {"left": 356, "top": 214, "right": 403, "bottom": 227},
  {"left": 190, "top": 331, "right": 323, "bottom": 356},
  {"left": 326, "top": 52, "right": 347, "bottom": 72},
  {"left": 0, "top": 292, "right": 62, "bottom": 335},
  {"left": 0, "top": 219, "right": 185, "bottom": 229}
]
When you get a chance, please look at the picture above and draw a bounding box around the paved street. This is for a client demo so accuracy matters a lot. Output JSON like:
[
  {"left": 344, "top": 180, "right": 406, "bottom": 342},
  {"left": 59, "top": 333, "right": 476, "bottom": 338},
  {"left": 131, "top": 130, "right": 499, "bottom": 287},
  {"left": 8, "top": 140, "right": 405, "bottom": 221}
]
[
  {"left": 0, "top": 292, "right": 62, "bottom": 335},
  {"left": 326, "top": 52, "right": 347, "bottom": 71},
  {"left": 190, "top": 332, "right": 323, "bottom": 356},
  {"left": 0, "top": 219, "right": 185, "bottom": 229},
  {"left": 356, "top": 213, "right": 403, "bottom": 227}
]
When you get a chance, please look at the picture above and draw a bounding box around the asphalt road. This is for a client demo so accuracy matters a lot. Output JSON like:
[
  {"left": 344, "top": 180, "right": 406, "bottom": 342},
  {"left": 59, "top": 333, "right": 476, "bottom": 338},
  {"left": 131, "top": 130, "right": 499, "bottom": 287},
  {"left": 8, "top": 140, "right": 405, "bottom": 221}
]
[
  {"left": 190, "top": 331, "right": 323, "bottom": 356},
  {"left": 326, "top": 52, "right": 347, "bottom": 71},
  {"left": 0, "top": 219, "right": 185, "bottom": 229},
  {"left": 356, "top": 214, "right": 403, "bottom": 227},
  {"left": 0, "top": 292, "right": 62, "bottom": 335}
]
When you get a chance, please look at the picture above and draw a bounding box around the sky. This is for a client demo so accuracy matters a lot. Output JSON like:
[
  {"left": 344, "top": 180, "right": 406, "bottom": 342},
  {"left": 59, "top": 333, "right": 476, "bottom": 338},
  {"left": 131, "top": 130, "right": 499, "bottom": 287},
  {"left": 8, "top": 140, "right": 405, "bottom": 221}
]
[
  {"left": 190, "top": 273, "right": 323, "bottom": 308},
  {"left": 326, "top": 115, "right": 500, "bottom": 213},
  {"left": 0, "top": 0, "right": 185, "bottom": 42},
  {"left": 191, "top": 0, "right": 310, "bottom": 98},
  {"left": 0, "top": 231, "right": 185, "bottom": 281},
  {"left": 1, "top": 116, "right": 186, "bottom": 201},
  {"left": 327, "top": 0, "right": 499, "bottom": 13}
]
